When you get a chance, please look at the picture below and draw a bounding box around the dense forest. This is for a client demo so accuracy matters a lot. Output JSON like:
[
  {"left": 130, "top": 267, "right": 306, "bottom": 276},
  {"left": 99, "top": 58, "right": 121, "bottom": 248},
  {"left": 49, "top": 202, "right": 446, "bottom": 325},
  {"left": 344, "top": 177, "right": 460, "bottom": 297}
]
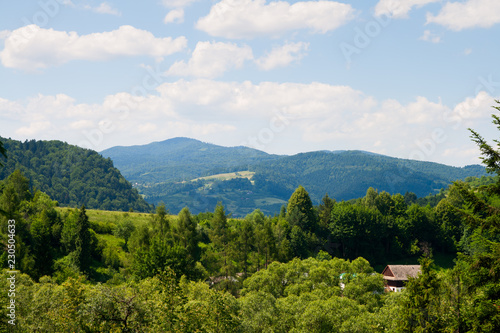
[
  {"left": 0, "top": 137, "right": 151, "bottom": 212},
  {"left": 0, "top": 103, "right": 499, "bottom": 332},
  {"left": 1, "top": 164, "right": 499, "bottom": 331},
  {"left": 102, "top": 137, "right": 486, "bottom": 216}
]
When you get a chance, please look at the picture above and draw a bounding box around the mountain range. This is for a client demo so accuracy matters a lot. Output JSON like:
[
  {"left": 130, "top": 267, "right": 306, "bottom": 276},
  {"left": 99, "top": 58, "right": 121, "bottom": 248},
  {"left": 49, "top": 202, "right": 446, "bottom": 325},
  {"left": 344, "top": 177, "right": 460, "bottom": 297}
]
[{"left": 101, "top": 137, "right": 487, "bottom": 216}]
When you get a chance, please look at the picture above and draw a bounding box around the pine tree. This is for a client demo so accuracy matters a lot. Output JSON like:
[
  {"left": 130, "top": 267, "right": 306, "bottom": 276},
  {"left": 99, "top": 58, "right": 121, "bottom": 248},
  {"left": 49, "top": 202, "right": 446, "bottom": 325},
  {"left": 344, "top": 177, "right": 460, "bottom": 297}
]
[
  {"left": 210, "top": 203, "right": 231, "bottom": 278},
  {"left": 469, "top": 100, "right": 500, "bottom": 193},
  {"left": 176, "top": 207, "right": 201, "bottom": 262},
  {"left": 74, "top": 205, "right": 91, "bottom": 274}
]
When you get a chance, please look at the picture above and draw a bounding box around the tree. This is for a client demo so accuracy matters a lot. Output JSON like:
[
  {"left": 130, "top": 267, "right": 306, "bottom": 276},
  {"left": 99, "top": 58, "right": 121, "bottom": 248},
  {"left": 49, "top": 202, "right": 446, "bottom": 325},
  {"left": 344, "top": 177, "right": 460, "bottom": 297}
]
[
  {"left": 469, "top": 100, "right": 500, "bottom": 179},
  {"left": 210, "top": 203, "right": 232, "bottom": 278},
  {"left": 113, "top": 219, "right": 135, "bottom": 250},
  {"left": 152, "top": 203, "right": 170, "bottom": 236},
  {"left": 318, "top": 193, "right": 336, "bottom": 230},
  {"left": 74, "top": 205, "right": 92, "bottom": 274},
  {"left": 287, "top": 185, "right": 317, "bottom": 233},
  {"left": 175, "top": 207, "right": 201, "bottom": 262},
  {"left": 399, "top": 257, "right": 443, "bottom": 332},
  {"left": 236, "top": 217, "right": 254, "bottom": 277},
  {"left": 329, "top": 202, "right": 357, "bottom": 258},
  {"left": 132, "top": 238, "right": 194, "bottom": 280}
]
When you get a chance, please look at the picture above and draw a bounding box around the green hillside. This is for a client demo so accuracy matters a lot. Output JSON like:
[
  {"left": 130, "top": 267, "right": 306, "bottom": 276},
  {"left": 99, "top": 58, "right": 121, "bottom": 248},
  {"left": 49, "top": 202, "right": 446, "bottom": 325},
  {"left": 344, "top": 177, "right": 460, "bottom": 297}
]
[
  {"left": 101, "top": 137, "right": 280, "bottom": 184},
  {"left": 0, "top": 137, "right": 152, "bottom": 212},
  {"left": 101, "top": 138, "right": 486, "bottom": 217},
  {"left": 252, "top": 150, "right": 487, "bottom": 202}
]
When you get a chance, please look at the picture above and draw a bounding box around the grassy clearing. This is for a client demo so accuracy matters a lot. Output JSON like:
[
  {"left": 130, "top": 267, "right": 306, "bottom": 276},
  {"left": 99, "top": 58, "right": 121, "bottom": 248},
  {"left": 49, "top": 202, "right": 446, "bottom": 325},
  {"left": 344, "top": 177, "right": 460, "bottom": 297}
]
[
  {"left": 192, "top": 170, "right": 255, "bottom": 182},
  {"left": 254, "top": 197, "right": 288, "bottom": 206},
  {"left": 56, "top": 207, "right": 154, "bottom": 228}
]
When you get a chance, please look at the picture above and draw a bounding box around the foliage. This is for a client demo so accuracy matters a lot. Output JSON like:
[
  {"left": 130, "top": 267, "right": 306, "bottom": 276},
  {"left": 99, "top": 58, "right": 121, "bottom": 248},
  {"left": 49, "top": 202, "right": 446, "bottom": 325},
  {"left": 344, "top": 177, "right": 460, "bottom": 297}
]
[{"left": 0, "top": 136, "right": 151, "bottom": 212}]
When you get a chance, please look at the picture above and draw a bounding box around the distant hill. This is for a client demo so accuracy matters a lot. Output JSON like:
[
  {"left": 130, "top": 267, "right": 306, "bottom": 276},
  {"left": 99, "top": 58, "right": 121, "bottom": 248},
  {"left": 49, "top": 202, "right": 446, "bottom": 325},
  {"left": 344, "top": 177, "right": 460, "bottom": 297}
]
[
  {"left": 101, "top": 137, "right": 281, "bottom": 184},
  {"left": 100, "top": 138, "right": 487, "bottom": 217},
  {"left": 0, "top": 137, "right": 152, "bottom": 212},
  {"left": 251, "top": 150, "right": 486, "bottom": 202}
]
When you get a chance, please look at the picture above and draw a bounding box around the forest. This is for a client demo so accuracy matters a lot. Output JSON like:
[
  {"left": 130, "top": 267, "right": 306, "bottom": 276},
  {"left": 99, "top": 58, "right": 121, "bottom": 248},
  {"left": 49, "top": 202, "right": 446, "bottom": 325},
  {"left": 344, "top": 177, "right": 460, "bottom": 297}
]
[
  {"left": 0, "top": 137, "right": 151, "bottom": 213},
  {"left": 103, "top": 137, "right": 487, "bottom": 216},
  {"left": 0, "top": 104, "right": 499, "bottom": 332}
]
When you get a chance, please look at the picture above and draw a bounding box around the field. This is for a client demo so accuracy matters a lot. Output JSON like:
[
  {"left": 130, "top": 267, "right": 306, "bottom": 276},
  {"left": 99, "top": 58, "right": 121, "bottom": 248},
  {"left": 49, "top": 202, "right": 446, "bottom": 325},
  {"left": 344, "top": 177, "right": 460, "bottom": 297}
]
[{"left": 192, "top": 170, "right": 255, "bottom": 183}]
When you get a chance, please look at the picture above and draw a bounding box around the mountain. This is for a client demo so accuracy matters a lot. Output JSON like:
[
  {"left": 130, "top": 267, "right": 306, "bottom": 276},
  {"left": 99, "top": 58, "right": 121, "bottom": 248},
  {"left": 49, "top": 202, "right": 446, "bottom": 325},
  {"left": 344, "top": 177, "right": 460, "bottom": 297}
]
[
  {"left": 100, "top": 138, "right": 487, "bottom": 217},
  {"left": 101, "top": 137, "right": 281, "bottom": 184},
  {"left": 0, "top": 137, "right": 151, "bottom": 212}
]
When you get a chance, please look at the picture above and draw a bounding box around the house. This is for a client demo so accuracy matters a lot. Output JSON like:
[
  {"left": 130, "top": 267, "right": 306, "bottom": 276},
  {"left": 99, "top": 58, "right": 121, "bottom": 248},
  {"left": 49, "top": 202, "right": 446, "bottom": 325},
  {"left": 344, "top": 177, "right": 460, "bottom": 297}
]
[{"left": 382, "top": 265, "right": 421, "bottom": 292}]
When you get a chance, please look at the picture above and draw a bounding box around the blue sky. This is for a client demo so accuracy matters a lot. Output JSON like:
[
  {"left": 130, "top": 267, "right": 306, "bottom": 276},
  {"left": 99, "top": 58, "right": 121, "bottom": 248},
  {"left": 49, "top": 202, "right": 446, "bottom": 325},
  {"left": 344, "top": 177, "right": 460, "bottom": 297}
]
[{"left": 1, "top": 0, "right": 499, "bottom": 167}]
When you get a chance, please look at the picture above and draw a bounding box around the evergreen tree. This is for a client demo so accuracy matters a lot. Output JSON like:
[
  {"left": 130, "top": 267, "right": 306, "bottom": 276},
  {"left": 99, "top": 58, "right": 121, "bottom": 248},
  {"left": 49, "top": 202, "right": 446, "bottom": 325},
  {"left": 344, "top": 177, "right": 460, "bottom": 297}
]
[
  {"left": 286, "top": 185, "right": 317, "bottom": 232},
  {"left": 74, "top": 205, "right": 91, "bottom": 274},
  {"left": 210, "top": 203, "right": 232, "bottom": 278},
  {"left": 318, "top": 193, "right": 335, "bottom": 230},
  {"left": 236, "top": 217, "right": 254, "bottom": 276},
  {"left": 176, "top": 207, "right": 201, "bottom": 262},
  {"left": 469, "top": 100, "right": 500, "bottom": 193},
  {"left": 152, "top": 203, "right": 170, "bottom": 236},
  {"left": 399, "top": 257, "right": 443, "bottom": 332}
]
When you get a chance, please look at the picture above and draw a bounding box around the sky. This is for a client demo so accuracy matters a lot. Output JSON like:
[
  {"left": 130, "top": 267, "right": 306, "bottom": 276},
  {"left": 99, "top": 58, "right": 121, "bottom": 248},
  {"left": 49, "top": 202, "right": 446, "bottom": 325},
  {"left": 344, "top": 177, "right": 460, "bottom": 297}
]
[{"left": 0, "top": 0, "right": 499, "bottom": 167}]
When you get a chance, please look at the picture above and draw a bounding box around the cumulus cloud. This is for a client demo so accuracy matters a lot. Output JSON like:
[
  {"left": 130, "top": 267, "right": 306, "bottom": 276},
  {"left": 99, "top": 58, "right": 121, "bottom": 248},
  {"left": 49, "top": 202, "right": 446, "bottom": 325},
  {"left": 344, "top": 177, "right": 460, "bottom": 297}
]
[
  {"left": 165, "top": 41, "right": 254, "bottom": 78},
  {"left": 0, "top": 25, "right": 187, "bottom": 70},
  {"left": 256, "top": 41, "right": 309, "bottom": 70},
  {"left": 375, "top": 0, "right": 439, "bottom": 19},
  {"left": 164, "top": 8, "right": 184, "bottom": 23},
  {"left": 426, "top": 0, "right": 500, "bottom": 30},
  {"left": 419, "top": 30, "right": 441, "bottom": 43},
  {"left": 16, "top": 121, "right": 52, "bottom": 136},
  {"left": 86, "top": 2, "right": 122, "bottom": 16},
  {"left": 0, "top": 30, "right": 10, "bottom": 39},
  {"left": 1, "top": 82, "right": 497, "bottom": 165},
  {"left": 453, "top": 91, "right": 494, "bottom": 120},
  {"left": 196, "top": 0, "right": 356, "bottom": 39}
]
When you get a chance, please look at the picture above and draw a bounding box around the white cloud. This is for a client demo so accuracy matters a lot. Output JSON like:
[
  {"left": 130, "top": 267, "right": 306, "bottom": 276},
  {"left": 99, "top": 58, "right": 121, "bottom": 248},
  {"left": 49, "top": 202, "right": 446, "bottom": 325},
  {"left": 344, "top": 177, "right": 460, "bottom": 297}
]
[
  {"left": 426, "top": 0, "right": 500, "bottom": 30},
  {"left": 138, "top": 123, "right": 158, "bottom": 133},
  {"left": 16, "top": 121, "right": 52, "bottom": 136},
  {"left": 0, "top": 25, "right": 187, "bottom": 70},
  {"left": 2, "top": 82, "right": 497, "bottom": 166},
  {"left": 196, "top": 0, "right": 356, "bottom": 39},
  {"left": 419, "top": 30, "right": 441, "bottom": 43},
  {"left": 162, "top": 0, "right": 199, "bottom": 7},
  {"left": 0, "top": 30, "right": 10, "bottom": 39},
  {"left": 464, "top": 48, "right": 472, "bottom": 55},
  {"left": 164, "top": 8, "right": 184, "bottom": 24},
  {"left": 92, "top": 2, "right": 122, "bottom": 16},
  {"left": 256, "top": 41, "right": 309, "bottom": 70},
  {"left": 165, "top": 41, "right": 253, "bottom": 78},
  {"left": 453, "top": 91, "right": 494, "bottom": 120},
  {"left": 70, "top": 120, "right": 95, "bottom": 130},
  {"left": 375, "top": 0, "right": 439, "bottom": 19}
]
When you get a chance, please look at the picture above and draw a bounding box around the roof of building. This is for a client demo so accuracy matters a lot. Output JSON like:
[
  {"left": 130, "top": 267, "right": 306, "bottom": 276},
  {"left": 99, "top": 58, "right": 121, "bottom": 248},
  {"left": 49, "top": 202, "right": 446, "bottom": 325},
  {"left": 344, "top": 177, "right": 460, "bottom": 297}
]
[{"left": 382, "top": 265, "right": 421, "bottom": 281}]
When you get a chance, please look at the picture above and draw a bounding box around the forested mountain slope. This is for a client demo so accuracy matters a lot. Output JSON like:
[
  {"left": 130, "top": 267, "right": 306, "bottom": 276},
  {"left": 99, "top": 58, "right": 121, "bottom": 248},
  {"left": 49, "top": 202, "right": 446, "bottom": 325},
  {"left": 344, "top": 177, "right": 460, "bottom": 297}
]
[
  {"left": 101, "top": 137, "right": 281, "bottom": 184},
  {"left": 0, "top": 137, "right": 151, "bottom": 212},
  {"left": 101, "top": 138, "right": 486, "bottom": 216},
  {"left": 252, "top": 150, "right": 486, "bottom": 202}
]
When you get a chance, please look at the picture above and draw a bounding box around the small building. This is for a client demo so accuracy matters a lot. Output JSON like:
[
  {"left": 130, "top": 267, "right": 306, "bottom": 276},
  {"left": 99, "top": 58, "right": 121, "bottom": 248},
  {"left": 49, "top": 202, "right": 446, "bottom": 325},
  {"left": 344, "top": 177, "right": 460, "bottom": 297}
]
[{"left": 382, "top": 265, "right": 421, "bottom": 292}]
